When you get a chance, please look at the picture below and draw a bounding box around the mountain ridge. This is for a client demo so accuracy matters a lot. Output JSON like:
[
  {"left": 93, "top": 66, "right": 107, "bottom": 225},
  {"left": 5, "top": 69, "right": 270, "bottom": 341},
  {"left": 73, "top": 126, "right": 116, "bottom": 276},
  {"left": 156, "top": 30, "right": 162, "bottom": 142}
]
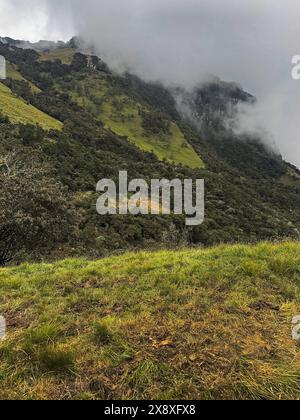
[{"left": 0, "top": 37, "right": 300, "bottom": 261}]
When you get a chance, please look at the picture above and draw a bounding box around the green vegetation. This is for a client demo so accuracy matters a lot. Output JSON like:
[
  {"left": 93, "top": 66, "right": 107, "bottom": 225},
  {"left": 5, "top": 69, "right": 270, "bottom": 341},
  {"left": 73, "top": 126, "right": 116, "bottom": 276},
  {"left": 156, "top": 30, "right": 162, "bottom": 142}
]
[
  {"left": 0, "top": 242, "right": 300, "bottom": 400},
  {"left": 0, "top": 82, "right": 62, "bottom": 130},
  {"left": 0, "top": 149, "right": 75, "bottom": 264},
  {"left": 67, "top": 73, "right": 204, "bottom": 169},
  {"left": 101, "top": 99, "right": 204, "bottom": 169},
  {"left": 1, "top": 41, "right": 300, "bottom": 401},
  {"left": 280, "top": 167, "right": 300, "bottom": 189},
  {"left": 6, "top": 62, "right": 41, "bottom": 93},
  {"left": 39, "top": 48, "right": 76, "bottom": 65},
  {"left": 0, "top": 43, "right": 300, "bottom": 260}
]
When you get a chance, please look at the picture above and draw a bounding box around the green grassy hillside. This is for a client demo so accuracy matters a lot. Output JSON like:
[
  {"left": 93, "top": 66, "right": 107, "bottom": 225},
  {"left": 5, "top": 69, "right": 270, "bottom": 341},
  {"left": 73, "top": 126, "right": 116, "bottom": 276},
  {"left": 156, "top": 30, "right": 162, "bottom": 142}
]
[
  {"left": 39, "top": 48, "right": 76, "bottom": 65},
  {"left": 67, "top": 73, "right": 204, "bottom": 169},
  {"left": 101, "top": 99, "right": 203, "bottom": 169},
  {"left": 0, "top": 82, "right": 63, "bottom": 130},
  {"left": 1, "top": 242, "right": 300, "bottom": 400},
  {"left": 6, "top": 62, "right": 41, "bottom": 93}
]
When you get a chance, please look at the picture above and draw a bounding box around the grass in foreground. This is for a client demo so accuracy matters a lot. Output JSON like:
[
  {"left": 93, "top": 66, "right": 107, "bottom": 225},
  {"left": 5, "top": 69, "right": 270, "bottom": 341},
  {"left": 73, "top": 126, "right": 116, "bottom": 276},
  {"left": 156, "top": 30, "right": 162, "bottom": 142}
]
[{"left": 0, "top": 242, "right": 300, "bottom": 400}]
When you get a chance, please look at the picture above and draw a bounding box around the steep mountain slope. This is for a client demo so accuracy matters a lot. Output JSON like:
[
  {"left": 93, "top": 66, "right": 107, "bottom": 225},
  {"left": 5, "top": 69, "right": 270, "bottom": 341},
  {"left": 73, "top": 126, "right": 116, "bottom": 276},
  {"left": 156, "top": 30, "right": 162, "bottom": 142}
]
[
  {"left": 173, "top": 81, "right": 286, "bottom": 178},
  {"left": 6, "top": 62, "right": 41, "bottom": 93},
  {"left": 42, "top": 48, "right": 204, "bottom": 168},
  {"left": 40, "top": 48, "right": 76, "bottom": 65},
  {"left": 0, "top": 82, "right": 62, "bottom": 130},
  {"left": 67, "top": 72, "right": 204, "bottom": 168},
  {"left": 1, "top": 40, "right": 300, "bottom": 259}
]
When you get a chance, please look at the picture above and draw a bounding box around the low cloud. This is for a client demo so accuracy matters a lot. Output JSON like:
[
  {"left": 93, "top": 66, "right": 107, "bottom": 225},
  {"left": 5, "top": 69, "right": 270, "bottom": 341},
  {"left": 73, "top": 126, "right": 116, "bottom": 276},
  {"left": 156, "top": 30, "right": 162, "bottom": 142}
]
[{"left": 1, "top": 0, "right": 300, "bottom": 165}]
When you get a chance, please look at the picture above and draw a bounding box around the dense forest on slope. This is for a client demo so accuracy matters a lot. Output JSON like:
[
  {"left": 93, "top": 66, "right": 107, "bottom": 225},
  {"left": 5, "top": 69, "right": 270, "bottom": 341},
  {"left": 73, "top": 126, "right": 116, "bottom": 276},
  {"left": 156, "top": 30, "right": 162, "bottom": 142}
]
[{"left": 1, "top": 41, "right": 300, "bottom": 262}]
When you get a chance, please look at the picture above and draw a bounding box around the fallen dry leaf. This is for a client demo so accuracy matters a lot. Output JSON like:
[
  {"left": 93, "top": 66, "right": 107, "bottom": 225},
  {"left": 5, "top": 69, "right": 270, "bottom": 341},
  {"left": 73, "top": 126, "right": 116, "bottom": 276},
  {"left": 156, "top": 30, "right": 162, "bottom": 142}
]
[
  {"left": 159, "top": 339, "right": 174, "bottom": 347},
  {"left": 151, "top": 338, "right": 174, "bottom": 349}
]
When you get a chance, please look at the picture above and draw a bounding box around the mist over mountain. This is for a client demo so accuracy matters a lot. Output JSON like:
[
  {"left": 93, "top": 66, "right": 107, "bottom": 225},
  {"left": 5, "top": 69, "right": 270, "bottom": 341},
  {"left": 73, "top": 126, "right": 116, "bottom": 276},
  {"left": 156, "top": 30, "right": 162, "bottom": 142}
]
[
  {"left": 0, "top": 0, "right": 299, "bottom": 167},
  {"left": 1, "top": 37, "right": 300, "bottom": 251}
]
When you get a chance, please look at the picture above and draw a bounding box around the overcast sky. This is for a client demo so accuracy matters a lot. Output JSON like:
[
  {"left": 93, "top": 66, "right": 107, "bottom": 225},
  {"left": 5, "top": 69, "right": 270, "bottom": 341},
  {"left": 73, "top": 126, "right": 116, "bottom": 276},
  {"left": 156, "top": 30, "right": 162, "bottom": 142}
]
[{"left": 1, "top": 0, "right": 300, "bottom": 166}]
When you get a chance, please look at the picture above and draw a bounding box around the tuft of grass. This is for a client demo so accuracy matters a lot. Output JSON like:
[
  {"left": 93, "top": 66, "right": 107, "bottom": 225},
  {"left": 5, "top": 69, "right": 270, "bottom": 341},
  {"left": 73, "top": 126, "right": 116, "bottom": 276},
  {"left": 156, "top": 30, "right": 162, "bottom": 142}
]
[
  {"left": 37, "top": 346, "right": 75, "bottom": 373},
  {"left": 24, "top": 324, "right": 60, "bottom": 348},
  {"left": 93, "top": 322, "right": 113, "bottom": 345},
  {"left": 129, "top": 359, "right": 167, "bottom": 391},
  {"left": 236, "top": 362, "right": 300, "bottom": 400},
  {"left": 102, "top": 337, "right": 134, "bottom": 367}
]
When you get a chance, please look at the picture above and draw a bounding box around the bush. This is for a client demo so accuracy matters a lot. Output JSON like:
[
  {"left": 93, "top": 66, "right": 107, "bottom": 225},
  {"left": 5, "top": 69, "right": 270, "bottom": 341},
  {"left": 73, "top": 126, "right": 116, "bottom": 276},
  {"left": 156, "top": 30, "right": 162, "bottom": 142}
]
[
  {"left": 140, "top": 110, "right": 171, "bottom": 137},
  {"left": 0, "top": 150, "right": 77, "bottom": 264}
]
